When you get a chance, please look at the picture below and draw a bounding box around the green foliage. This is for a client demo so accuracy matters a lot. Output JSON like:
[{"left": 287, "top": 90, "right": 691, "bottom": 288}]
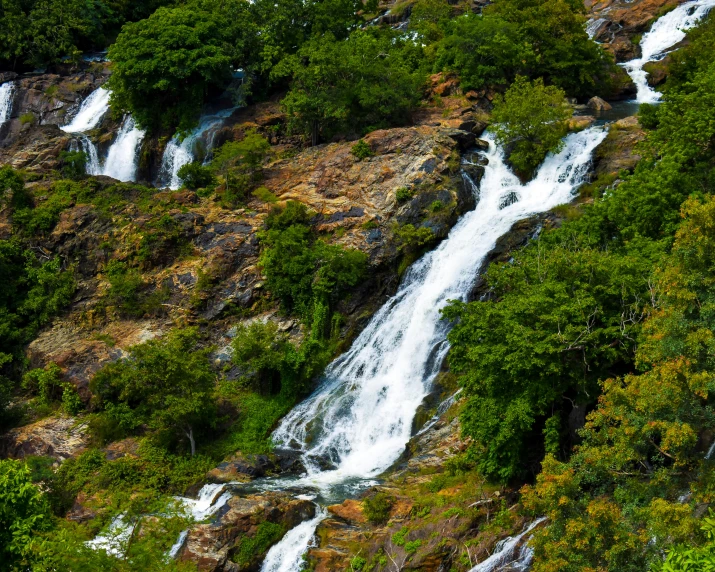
[
  {"left": 276, "top": 28, "right": 424, "bottom": 143},
  {"left": 433, "top": 0, "right": 613, "bottom": 97},
  {"left": 351, "top": 140, "right": 373, "bottom": 160},
  {"left": 363, "top": 492, "right": 394, "bottom": 525},
  {"left": 177, "top": 162, "right": 215, "bottom": 191},
  {"left": 252, "top": 186, "right": 278, "bottom": 203},
  {"left": 659, "top": 513, "right": 715, "bottom": 571},
  {"left": 91, "top": 328, "right": 217, "bottom": 455},
  {"left": 491, "top": 76, "right": 570, "bottom": 178},
  {"left": 103, "top": 260, "right": 158, "bottom": 317},
  {"left": 638, "top": 102, "right": 660, "bottom": 130},
  {"left": 396, "top": 187, "right": 414, "bottom": 203},
  {"left": 0, "top": 459, "right": 52, "bottom": 568},
  {"left": 259, "top": 201, "right": 367, "bottom": 332},
  {"left": 107, "top": 4, "right": 252, "bottom": 132},
  {"left": 233, "top": 521, "right": 285, "bottom": 567},
  {"left": 211, "top": 131, "right": 271, "bottom": 206},
  {"left": 21, "top": 363, "right": 81, "bottom": 415},
  {"left": 59, "top": 150, "right": 87, "bottom": 180}
]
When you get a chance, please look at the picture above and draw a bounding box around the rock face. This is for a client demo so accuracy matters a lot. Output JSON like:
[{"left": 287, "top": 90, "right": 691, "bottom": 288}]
[
  {"left": 179, "top": 492, "right": 315, "bottom": 571},
  {"left": 585, "top": 0, "right": 685, "bottom": 61},
  {"left": 0, "top": 416, "right": 89, "bottom": 462}
]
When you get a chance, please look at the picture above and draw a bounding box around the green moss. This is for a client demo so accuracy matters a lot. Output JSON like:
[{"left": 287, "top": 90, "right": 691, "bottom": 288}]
[{"left": 233, "top": 522, "right": 285, "bottom": 566}]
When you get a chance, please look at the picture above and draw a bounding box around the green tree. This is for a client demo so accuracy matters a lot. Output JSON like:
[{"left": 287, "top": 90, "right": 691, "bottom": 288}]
[
  {"left": 0, "top": 460, "right": 52, "bottom": 568},
  {"left": 491, "top": 76, "right": 570, "bottom": 178},
  {"left": 276, "top": 28, "right": 423, "bottom": 144},
  {"left": 91, "top": 328, "right": 217, "bottom": 455},
  {"left": 107, "top": 5, "right": 251, "bottom": 132}
]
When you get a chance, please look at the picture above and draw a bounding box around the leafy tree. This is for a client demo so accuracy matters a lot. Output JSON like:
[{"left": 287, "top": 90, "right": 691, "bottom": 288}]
[
  {"left": 433, "top": 13, "right": 530, "bottom": 91},
  {"left": 659, "top": 513, "right": 715, "bottom": 571},
  {"left": 107, "top": 5, "right": 252, "bottom": 132},
  {"left": 276, "top": 28, "right": 423, "bottom": 144},
  {"left": 211, "top": 131, "right": 271, "bottom": 206},
  {"left": 484, "top": 0, "right": 613, "bottom": 97},
  {"left": 177, "top": 162, "right": 215, "bottom": 191},
  {"left": 91, "top": 328, "right": 217, "bottom": 455},
  {"left": 491, "top": 77, "right": 570, "bottom": 178},
  {"left": 0, "top": 460, "right": 52, "bottom": 568}
]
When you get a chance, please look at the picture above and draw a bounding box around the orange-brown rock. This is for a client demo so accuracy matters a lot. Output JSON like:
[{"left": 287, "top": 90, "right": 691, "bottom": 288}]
[{"left": 0, "top": 416, "right": 88, "bottom": 462}]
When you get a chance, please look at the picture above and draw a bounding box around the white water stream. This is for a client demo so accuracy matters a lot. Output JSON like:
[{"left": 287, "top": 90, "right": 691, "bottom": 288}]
[
  {"left": 469, "top": 518, "right": 547, "bottom": 572},
  {"left": 622, "top": 0, "right": 715, "bottom": 102},
  {"left": 61, "top": 87, "right": 144, "bottom": 181},
  {"left": 0, "top": 82, "right": 15, "bottom": 125},
  {"left": 261, "top": 127, "right": 607, "bottom": 571},
  {"left": 156, "top": 109, "right": 233, "bottom": 190}
]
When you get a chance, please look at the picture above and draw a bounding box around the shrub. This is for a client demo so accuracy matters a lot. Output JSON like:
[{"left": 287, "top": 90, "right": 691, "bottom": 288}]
[
  {"left": 252, "top": 186, "right": 278, "bottom": 203},
  {"left": 351, "top": 139, "right": 373, "bottom": 160},
  {"left": 59, "top": 151, "right": 86, "bottom": 180},
  {"left": 363, "top": 492, "right": 394, "bottom": 525},
  {"left": 19, "top": 112, "right": 35, "bottom": 125},
  {"left": 177, "top": 162, "right": 215, "bottom": 190},
  {"left": 395, "top": 187, "right": 414, "bottom": 203}
]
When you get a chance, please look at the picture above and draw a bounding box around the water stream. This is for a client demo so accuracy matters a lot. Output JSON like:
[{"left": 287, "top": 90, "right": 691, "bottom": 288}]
[
  {"left": 622, "top": 0, "right": 715, "bottom": 102},
  {"left": 259, "top": 127, "right": 607, "bottom": 570},
  {"left": 61, "top": 87, "right": 144, "bottom": 181},
  {"left": 0, "top": 81, "right": 15, "bottom": 125},
  {"left": 156, "top": 109, "right": 234, "bottom": 190}
]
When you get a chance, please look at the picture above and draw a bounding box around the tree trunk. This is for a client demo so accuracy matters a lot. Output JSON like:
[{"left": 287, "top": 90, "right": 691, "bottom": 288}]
[{"left": 185, "top": 427, "right": 196, "bottom": 456}]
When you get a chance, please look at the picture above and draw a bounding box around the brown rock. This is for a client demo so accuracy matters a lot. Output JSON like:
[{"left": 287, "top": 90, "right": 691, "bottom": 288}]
[
  {"left": 587, "top": 96, "right": 613, "bottom": 111},
  {"left": 0, "top": 416, "right": 89, "bottom": 462},
  {"left": 179, "top": 492, "right": 315, "bottom": 571},
  {"left": 207, "top": 453, "right": 276, "bottom": 483}
]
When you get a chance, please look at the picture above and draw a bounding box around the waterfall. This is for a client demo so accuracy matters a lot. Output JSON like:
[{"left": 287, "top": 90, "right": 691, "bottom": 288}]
[
  {"left": 260, "top": 508, "right": 327, "bottom": 572},
  {"left": 69, "top": 135, "right": 102, "bottom": 175},
  {"left": 585, "top": 18, "right": 607, "bottom": 39},
  {"left": 468, "top": 518, "right": 547, "bottom": 572},
  {"left": 101, "top": 116, "right": 145, "bottom": 182},
  {"left": 0, "top": 81, "right": 15, "bottom": 125},
  {"left": 262, "top": 127, "right": 607, "bottom": 570},
  {"left": 156, "top": 109, "right": 233, "bottom": 190},
  {"left": 61, "top": 87, "right": 110, "bottom": 133},
  {"left": 622, "top": 0, "right": 715, "bottom": 103}
]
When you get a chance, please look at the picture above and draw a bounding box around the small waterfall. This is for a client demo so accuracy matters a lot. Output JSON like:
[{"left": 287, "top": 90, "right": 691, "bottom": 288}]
[
  {"left": 260, "top": 508, "right": 327, "bottom": 572},
  {"left": 101, "top": 116, "right": 145, "bottom": 182},
  {"left": 156, "top": 109, "right": 234, "bottom": 190},
  {"left": 0, "top": 82, "right": 15, "bottom": 125},
  {"left": 70, "top": 135, "right": 102, "bottom": 175},
  {"left": 622, "top": 0, "right": 715, "bottom": 103},
  {"left": 586, "top": 18, "right": 607, "bottom": 39},
  {"left": 469, "top": 518, "right": 547, "bottom": 572},
  {"left": 61, "top": 87, "right": 110, "bottom": 133},
  {"left": 262, "top": 127, "right": 606, "bottom": 570}
]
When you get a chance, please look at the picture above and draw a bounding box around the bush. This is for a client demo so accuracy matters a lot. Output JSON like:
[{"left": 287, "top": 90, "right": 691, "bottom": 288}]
[
  {"left": 252, "top": 186, "right": 278, "bottom": 203},
  {"left": 351, "top": 140, "right": 373, "bottom": 160},
  {"left": 59, "top": 151, "right": 86, "bottom": 180},
  {"left": 363, "top": 492, "right": 394, "bottom": 525},
  {"left": 395, "top": 187, "right": 414, "bottom": 203},
  {"left": 177, "top": 162, "right": 215, "bottom": 190},
  {"left": 491, "top": 76, "right": 570, "bottom": 178}
]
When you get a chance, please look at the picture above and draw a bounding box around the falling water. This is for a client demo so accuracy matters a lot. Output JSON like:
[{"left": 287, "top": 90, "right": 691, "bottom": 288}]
[
  {"left": 61, "top": 87, "right": 110, "bottom": 133},
  {"left": 0, "top": 82, "right": 15, "bottom": 125},
  {"left": 263, "top": 127, "right": 607, "bottom": 570},
  {"left": 586, "top": 17, "right": 607, "bottom": 39},
  {"left": 260, "top": 508, "right": 328, "bottom": 572},
  {"left": 101, "top": 116, "right": 145, "bottom": 182},
  {"left": 156, "top": 109, "right": 234, "bottom": 190},
  {"left": 622, "top": 0, "right": 715, "bottom": 103},
  {"left": 469, "top": 518, "right": 547, "bottom": 572}
]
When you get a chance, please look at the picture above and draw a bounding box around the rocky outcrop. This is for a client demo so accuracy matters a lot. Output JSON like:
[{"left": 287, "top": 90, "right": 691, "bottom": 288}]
[
  {"left": 178, "top": 492, "right": 315, "bottom": 571},
  {"left": 0, "top": 416, "right": 89, "bottom": 462}
]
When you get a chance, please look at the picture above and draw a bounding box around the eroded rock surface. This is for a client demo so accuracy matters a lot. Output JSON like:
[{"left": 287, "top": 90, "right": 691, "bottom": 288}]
[{"left": 0, "top": 416, "right": 89, "bottom": 462}]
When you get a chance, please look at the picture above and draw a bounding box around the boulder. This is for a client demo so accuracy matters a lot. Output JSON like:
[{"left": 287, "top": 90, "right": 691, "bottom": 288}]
[
  {"left": 179, "top": 492, "right": 315, "bottom": 571},
  {"left": 207, "top": 453, "right": 277, "bottom": 483},
  {"left": 0, "top": 416, "right": 89, "bottom": 462},
  {"left": 587, "top": 96, "right": 613, "bottom": 111}
]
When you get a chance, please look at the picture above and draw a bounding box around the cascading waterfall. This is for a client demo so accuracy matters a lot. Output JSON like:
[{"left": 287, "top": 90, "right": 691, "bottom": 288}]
[
  {"left": 60, "top": 87, "right": 144, "bottom": 181},
  {"left": 0, "top": 81, "right": 15, "bottom": 125},
  {"left": 156, "top": 109, "right": 234, "bottom": 190},
  {"left": 622, "top": 0, "right": 715, "bottom": 103},
  {"left": 260, "top": 508, "right": 328, "bottom": 572},
  {"left": 263, "top": 126, "right": 607, "bottom": 571},
  {"left": 61, "top": 87, "right": 110, "bottom": 133},
  {"left": 101, "top": 115, "right": 145, "bottom": 182},
  {"left": 468, "top": 518, "right": 547, "bottom": 572}
]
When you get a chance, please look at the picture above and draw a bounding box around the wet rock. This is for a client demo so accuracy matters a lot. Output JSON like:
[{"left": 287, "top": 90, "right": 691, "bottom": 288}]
[
  {"left": 444, "top": 128, "right": 477, "bottom": 150},
  {"left": 587, "top": 96, "right": 613, "bottom": 111},
  {"left": 569, "top": 115, "right": 597, "bottom": 130},
  {"left": 207, "top": 453, "right": 277, "bottom": 483},
  {"left": 0, "top": 416, "right": 89, "bottom": 462},
  {"left": 179, "top": 492, "right": 315, "bottom": 572}
]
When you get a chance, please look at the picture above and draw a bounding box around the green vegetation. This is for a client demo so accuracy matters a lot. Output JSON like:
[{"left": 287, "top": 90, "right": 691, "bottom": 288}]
[
  {"left": 363, "top": 492, "right": 394, "bottom": 525},
  {"left": 59, "top": 150, "right": 87, "bottom": 180},
  {"left": 233, "top": 521, "right": 285, "bottom": 567},
  {"left": 490, "top": 77, "right": 570, "bottom": 177},
  {"left": 351, "top": 140, "right": 374, "bottom": 160},
  {"left": 91, "top": 328, "right": 217, "bottom": 456},
  {"left": 210, "top": 131, "right": 271, "bottom": 206},
  {"left": 259, "top": 201, "right": 367, "bottom": 335},
  {"left": 177, "top": 162, "right": 215, "bottom": 191},
  {"left": 444, "top": 14, "right": 715, "bottom": 570}
]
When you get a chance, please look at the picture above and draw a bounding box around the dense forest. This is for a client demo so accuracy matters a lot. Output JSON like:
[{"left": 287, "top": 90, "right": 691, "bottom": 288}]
[{"left": 1, "top": 0, "right": 715, "bottom": 570}]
